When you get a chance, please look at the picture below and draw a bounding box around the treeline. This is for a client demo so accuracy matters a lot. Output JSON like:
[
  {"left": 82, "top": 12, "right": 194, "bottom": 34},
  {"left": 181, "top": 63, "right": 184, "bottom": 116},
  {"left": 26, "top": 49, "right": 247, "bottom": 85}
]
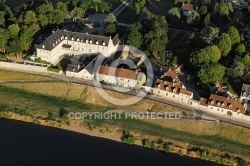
[
  {"left": 168, "top": 0, "right": 234, "bottom": 27},
  {"left": 126, "top": 15, "right": 168, "bottom": 57},
  {"left": 0, "top": 0, "right": 114, "bottom": 56},
  {"left": 120, "top": 131, "right": 249, "bottom": 166},
  {"left": 178, "top": 25, "right": 250, "bottom": 86}
]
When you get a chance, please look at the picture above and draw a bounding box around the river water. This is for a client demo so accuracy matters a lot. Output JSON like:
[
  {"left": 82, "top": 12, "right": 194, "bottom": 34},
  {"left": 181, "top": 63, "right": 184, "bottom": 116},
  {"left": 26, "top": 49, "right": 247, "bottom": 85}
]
[{"left": 0, "top": 119, "right": 220, "bottom": 166}]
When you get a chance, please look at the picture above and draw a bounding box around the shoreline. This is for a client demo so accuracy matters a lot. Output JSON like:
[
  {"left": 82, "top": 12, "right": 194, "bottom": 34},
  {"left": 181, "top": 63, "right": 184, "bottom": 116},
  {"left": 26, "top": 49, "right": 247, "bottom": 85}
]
[{"left": 0, "top": 112, "right": 249, "bottom": 165}]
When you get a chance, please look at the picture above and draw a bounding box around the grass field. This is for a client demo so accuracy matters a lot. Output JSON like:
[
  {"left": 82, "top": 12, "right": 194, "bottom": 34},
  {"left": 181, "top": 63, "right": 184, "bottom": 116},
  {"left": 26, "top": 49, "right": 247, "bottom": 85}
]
[
  {"left": 0, "top": 69, "right": 55, "bottom": 81},
  {"left": 1, "top": 69, "right": 250, "bottom": 163}
]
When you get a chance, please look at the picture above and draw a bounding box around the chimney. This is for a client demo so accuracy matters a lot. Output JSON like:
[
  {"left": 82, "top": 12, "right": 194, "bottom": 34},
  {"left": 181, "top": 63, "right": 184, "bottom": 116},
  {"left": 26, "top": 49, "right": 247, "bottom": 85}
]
[{"left": 42, "top": 44, "right": 45, "bottom": 49}]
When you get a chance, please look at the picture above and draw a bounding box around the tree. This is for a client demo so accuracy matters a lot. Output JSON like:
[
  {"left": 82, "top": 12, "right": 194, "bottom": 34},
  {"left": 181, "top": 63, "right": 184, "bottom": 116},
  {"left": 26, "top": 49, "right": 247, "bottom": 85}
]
[
  {"left": 8, "top": 38, "right": 22, "bottom": 55},
  {"left": 203, "top": 45, "right": 221, "bottom": 63},
  {"left": 234, "top": 43, "right": 246, "bottom": 56},
  {"left": 198, "top": 64, "right": 225, "bottom": 84},
  {"left": 217, "top": 33, "right": 231, "bottom": 57},
  {"left": 198, "top": 26, "right": 219, "bottom": 44},
  {"left": 219, "top": 2, "right": 229, "bottom": 18},
  {"left": 38, "top": 14, "right": 49, "bottom": 27},
  {"left": 186, "top": 10, "right": 200, "bottom": 25},
  {"left": 168, "top": 7, "right": 181, "bottom": 22},
  {"left": 105, "top": 13, "right": 116, "bottom": 24},
  {"left": 0, "top": 11, "right": 5, "bottom": 26},
  {"left": 24, "top": 10, "right": 37, "bottom": 25},
  {"left": 190, "top": 49, "right": 210, "bottom": 67},
  {"left": 126, "top": 24, "right": 143, "bottom": 48},
  {"left": 227, "top": 61, "right": 244, "bottom": 78},
  {"left": 242, "top": 54, "right": 250, "bottom": 72},
  {"left": 198, "top": 5, "right": 207, "bottom": 15},
  {"left": 0, "top": 28, "right": 9, "bottom": 53},
  {"left": 133, "top": 0, "right": 147, "bottom": 15},
  {"left": 80, "top": 0, "right": 92, "bottom": 12},
  {"left": 70, "top": 7, "right": 84, "bottom": 18},
  {"left": 99, "top": 1, "right": 110, "bottom": 13},
  {"left": 105, "top": 23, "right": 116, "bottom": 36},
  {"left": 227, "top": 26, "right": 240, "bottom": 46},
  {"left": 56, "top": 2, "right": 68, "bottom": 18},
  {"left": 51, "top": 9, "right": 65, "bottom": 25},
  {"left": 144, "top": 16, "right": 168, "bottom": 55},
  {"left": 203, "top": 13, "right": 211, "bottom": 26},
  {"left": 8, "top": 24, "right": 20, "bottom": 38}
]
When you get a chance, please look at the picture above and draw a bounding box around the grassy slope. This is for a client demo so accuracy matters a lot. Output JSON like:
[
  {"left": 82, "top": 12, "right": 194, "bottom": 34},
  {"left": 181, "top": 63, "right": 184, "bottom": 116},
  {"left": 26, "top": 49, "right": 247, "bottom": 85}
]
[{"left": 0, "top": 69, "right": 250, "bottom": 161}]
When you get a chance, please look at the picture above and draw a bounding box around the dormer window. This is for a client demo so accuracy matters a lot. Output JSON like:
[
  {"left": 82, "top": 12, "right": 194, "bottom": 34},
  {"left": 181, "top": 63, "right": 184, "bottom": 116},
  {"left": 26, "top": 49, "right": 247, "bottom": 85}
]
[
  {"left": 243, "top": 92, "right": 246, "bottom": 97},
  {"left": 77, "top": 38, "right": 80, "bottom": 42},
  {"left": 103, "top": 42, "right": 105, "bottom": 45},
  {"left": 61, "top": 36, "right": 64, "bottom": 40},
  {"left": 211, "top": 100, "right": 214, "bottom": 105},
  {"left": 90, "top": 40, "right": 92, "bottom": 44},
  {"left": 65, "top": 36, "right": 68, "bottom": 40},
  {"left": 42, "top": 44, "right": 45, "bottom": 49},
  {"left": 71, "top": 37, "right": 74, "bottom": 41},
  {"left": 86, "top": 39, "right": 89, "bottom": 43},
  {"left": 96, "top": 41, "right": 99, "bottom": 44},
  {"left": 157, "top": 84, "right": 160, "bottom": 88},
  {"left": 221, "top": 103, "right": 225, "bottom": 107},
  {"left": 55, "top": 41, "right": 58, "bottom": 44},
  {"left": 173, "top": 89, "right": 176, "bottom": 94},
  {"left": 217, "top": 102, "right": 221, "bottom": 107},
  {"left": 237, "top": 109, "right": 240, "bottom": 114},
  {"left": 52, "top": 43, "right": 55, "bottom": 47},
  {"left": 166, "top": 86, "right": 169, "bottom": 91},
  {"left": 229, "top": 104, "right": 232, "bottom": 109}
]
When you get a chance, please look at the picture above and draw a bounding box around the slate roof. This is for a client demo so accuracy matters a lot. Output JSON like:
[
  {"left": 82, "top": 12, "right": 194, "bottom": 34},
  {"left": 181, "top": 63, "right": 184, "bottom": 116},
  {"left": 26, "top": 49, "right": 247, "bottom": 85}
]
[
  {"left": 66, "top": 64, "right": 81, "bottom": 73},
  {"left": 84, "top": 53, "right": 108, "bottom": 75},
  {"left": 36, "top": 30, "right": 118, "bottom": 51}
]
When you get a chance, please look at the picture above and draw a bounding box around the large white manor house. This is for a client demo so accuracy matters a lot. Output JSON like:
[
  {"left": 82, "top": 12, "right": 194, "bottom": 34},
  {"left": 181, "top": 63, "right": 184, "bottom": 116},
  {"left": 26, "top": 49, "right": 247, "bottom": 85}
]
[{"left": 35, "top": 30, "right": 119, "bottom": 65}]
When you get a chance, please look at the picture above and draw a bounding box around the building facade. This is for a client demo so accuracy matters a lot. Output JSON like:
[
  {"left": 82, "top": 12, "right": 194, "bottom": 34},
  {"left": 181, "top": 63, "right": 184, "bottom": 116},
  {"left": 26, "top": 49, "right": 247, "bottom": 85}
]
[
  {"left": 35, "top": 30, "right": 119, "bottom": 65},
  {"left": 95, "top": 65, "right": 146, "bottom": 89}
]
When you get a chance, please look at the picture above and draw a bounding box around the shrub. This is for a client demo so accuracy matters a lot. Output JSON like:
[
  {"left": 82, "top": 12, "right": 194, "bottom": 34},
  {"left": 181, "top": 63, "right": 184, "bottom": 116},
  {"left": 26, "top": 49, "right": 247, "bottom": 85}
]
[{"left": 121, "top": 130, "right": 136, "bottom": 145}]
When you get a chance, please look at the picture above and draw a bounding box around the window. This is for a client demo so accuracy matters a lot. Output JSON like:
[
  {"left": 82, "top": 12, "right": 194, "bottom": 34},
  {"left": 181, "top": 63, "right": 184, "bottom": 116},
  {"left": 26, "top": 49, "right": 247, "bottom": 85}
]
[
  {"left": 173, "top": 95, "right": 175, "bottom": 98},
  {"left": 221, "top": 109, "right": 224, "bottom": 112},
  {"left": 88, "top": 49, "right": 91, "bottom": 52},
  {"left": 181, "top": 98, "right": 183, "bottom": 101},
  {"left": 158, "top": 91, "right": 160, "bottom": 94},
  {"left": 217, "top": 108, "right": 219, "bottom": 111},
  {"left": 210, "top": 107, "right": 213, "bottom": 109},
  {"left": 120, "top": 78, "right": 124, "bottom": 81},
  {"left": 166, "top": 93, "right": 168, "bottom": 96}
]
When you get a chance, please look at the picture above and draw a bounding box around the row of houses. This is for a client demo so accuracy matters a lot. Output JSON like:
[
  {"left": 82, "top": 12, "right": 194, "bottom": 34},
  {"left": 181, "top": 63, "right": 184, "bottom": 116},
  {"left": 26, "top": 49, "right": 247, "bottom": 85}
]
[{"left": 35, "top": 30, "right": 250, "bottom": 122}]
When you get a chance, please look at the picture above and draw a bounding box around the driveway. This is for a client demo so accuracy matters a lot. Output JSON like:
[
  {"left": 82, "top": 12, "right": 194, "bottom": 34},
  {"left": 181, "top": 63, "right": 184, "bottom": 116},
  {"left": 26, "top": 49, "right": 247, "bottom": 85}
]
[{"left": 83, "top": 13, "right": 108, "bottom": 35}]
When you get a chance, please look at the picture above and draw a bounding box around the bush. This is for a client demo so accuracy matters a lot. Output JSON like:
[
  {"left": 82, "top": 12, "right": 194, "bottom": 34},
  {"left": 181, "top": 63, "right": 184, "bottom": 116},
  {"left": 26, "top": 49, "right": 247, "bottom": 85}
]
[
  {"left": 47, "top": 63, "right": 62, "bottom": 72},
  {"left": 0, "top": 53, "right": 7, "bottom": 60},
  {"left": 121, "top": 130, "right": 136, "bottom": 145}
]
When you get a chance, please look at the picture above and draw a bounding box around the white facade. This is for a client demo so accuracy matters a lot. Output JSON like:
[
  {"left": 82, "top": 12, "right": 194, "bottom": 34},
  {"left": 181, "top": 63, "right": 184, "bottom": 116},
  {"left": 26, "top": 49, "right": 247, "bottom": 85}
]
[{"left": 36, "top": 31, "right": 119, "bottom": 65}]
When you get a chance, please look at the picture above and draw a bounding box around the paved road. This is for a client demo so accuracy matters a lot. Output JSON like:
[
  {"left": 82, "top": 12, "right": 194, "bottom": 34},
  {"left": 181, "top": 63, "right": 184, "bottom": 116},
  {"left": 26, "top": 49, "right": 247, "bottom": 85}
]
[
  {"left": 1, "top": 66, "right": 250, "bottom": 129},
  {"left": 112, "top": 0, "right": 133, "bottom": 17}
]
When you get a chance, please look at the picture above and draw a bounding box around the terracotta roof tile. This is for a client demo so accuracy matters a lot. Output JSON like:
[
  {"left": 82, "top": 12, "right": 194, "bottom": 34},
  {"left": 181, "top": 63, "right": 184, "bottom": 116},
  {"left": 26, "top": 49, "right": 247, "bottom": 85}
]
[
  {"left": 179, "top": 89, "right": 193, "bottom": 96},
  {"left": 97, "top": 65, "right": 137, "bottom": 79},
  {"left": 181, "top": 4, "right": 194, "bottom": 11},
  {"left": 208, "top": 94, "right": 246, "bottom": 114}
]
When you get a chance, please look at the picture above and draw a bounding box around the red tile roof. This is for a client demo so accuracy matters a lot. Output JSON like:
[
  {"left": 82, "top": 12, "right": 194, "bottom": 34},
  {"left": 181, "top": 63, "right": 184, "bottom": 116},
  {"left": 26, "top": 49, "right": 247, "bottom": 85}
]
[
  {"left": 163, "top": 69, "right": 178, "bottom": 80},
  {"left": 181, "top": 4, "right": 194, "bottom": 11},
  {"left": 179, "top": 89, "right": 193, "bottom": 96},
  {"left": 97, "top": 65, "right": 137, "bottom": 79},
  {"left": 208, "top": 94, "right": 246, "bottom": 113}
]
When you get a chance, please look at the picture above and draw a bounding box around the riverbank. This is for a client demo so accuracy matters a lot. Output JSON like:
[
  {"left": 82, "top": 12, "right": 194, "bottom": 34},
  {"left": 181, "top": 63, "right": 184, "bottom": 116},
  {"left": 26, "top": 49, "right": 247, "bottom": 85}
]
[
  {"left": 0, "top": 70, "right": 250, "bottom": 165},
  {"left": 0, "top": 111, "right": 249, "bottom": 166}
]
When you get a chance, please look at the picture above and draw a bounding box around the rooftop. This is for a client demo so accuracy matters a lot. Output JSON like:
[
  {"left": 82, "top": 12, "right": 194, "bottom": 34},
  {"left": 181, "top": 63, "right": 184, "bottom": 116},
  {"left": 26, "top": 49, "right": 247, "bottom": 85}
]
[
  {"left": 97, "top": 65, "right": 141, "bottom": 80},
  {"left": 36, "top": 30, "right": 119, "bottom": 51},
  {"left": 181, "top": 4, "right": 194, "bottom": 11},
  {"left": 208, "top": 94, "right": 246, "bottom": 114}
]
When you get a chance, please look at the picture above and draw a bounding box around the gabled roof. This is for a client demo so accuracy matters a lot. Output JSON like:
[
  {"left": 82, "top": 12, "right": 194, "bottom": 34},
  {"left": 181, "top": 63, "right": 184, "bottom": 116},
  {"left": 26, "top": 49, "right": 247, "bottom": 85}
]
[
  {"left": 66, "top": 64, "right": 81, "bottom": 73},
  {"left": 208, "top": 94, "right": 246, "bottom": 113},
  {"left": 36, "top": 30, "right": 118, "bottom": 51},
  {"left": 97, "top": 65, "right": 141, "bottom": 80},
  {"left": 179, "top": 89, "right": 193, "bottom": 96},
  {"left": 84, "top": 53, "right": 108, "bottom": 75},
  {"left": 181, "top": 4, "right": 194, "bottom": 11},
  {"left": 163, "top": 69, "right": 178, "bottom": 81}
]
